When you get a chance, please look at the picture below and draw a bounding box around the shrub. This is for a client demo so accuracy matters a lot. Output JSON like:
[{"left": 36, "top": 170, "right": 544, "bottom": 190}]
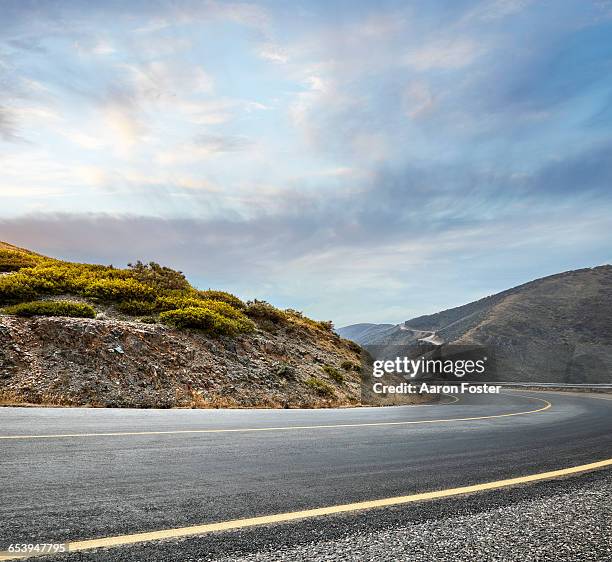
[
  {"left": 305, "top": 377, "right": 335, "bottom": 397},
  {"left": 246, "top": 301, "right": 286, "bottom": 324},
  {"left": 323, "top": 365, "right": 344, "bottom": 384},
  {"left": 84, "top": 278, "right": 155, "bottom": 302},
  {"left": 197, "top": 290, "right": 246, "bottom": 309},
  {"left": 128, "top": 261, "right": 190, "bottom": 292},
  {"left": 159, "top": 307, "right": 254, "bottom": 336},
  {"left": 156, "top": 295, "right": 206, "bottom": 312},
  {"left": 200, "top": 300, "right": 245, "bottom": 320},
  {"left": 283, "top": 309, "right": 334, "bottom": 333},
  {"left": 155, "top": 297, "right": 251, "bottom": 328},
  {"left": 3, "top": 300, "right": 96, "bottom": 318},
  {"left": 275, "top": 363, "right": 295, "bottom": 378},
  {"left": 284, "top": 308, "right": 303, "bottom": 318},
  {"left": 341, "top": 360, "right": 358, "bottom": 371},
  {"left": 0, "top": 274, "right": 36, "bottom": 303},
  {"left": 200, "top": 301, "right": 255, "bottom": 332},
  {"left": 0, "top": 249, "right": 38, "bottom": 272},
  {"left": 317, "top": 320, "right": 334, "bottom": 332},
  {"left": 116, "top": 300, "right": 157, "bottom": 316}
]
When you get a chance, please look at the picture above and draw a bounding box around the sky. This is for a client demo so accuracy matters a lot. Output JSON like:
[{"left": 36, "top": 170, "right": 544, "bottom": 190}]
[{"left": 1, "top": 0, "right": 612, "bottom": 326}]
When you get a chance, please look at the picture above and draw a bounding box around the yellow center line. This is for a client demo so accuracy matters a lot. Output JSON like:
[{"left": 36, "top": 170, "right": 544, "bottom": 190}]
[
  {"left": 1, "top": 454, "right": 610, "bottom": 560},
  {"left": 0, "top": 395, "right": 549, "bottom": 440}
]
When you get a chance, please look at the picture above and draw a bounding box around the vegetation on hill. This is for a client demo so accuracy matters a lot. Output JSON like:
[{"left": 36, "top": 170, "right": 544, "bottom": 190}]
[
  {"left": 3, "top": 301, "right": 96, "bottom": 318},
  {"left": 0, "top": 243, "right": 334, "bottom": 338}
]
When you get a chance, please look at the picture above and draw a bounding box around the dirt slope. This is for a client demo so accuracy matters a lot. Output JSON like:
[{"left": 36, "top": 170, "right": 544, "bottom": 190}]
[{"left": 0, "top": 314, "right": 364, "bottom": 408}]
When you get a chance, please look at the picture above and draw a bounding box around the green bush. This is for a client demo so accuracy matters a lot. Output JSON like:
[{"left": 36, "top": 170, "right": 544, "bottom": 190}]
[
  {"left": 156, "top": 295, "right": 205, "bottom": 312},
  {"left": 128, "top": 261, "right": 190, "bottom": 292},
  {"left": 85, "top": 278, "right": 155, "bottom": 302},
  {"left": 3, "top": 300, "right": 96, "bottom": 318},
  {"left": 197, "top": 290, "right": 246, "bottom": 309},
  {"left": 116, "top": 300, "right": 157, "bottom": 316},
  {"left": 0, "top": 249, "right": 38, "bottom": 272},
  {"left": 0, "top": 263, "right": 139, "bottom": 302},
  {"left": 155, "top": 297, "right": 250, "bottom": 326},
  {"left": 200, "top": 300, "right": 245, "bottom": 320},
  {"left": 305, "top": 377, "right": 335, "bottom": 397},
  {"left": 246, "top": 301, "right": 286, "bottom": 324},
  {"left": 0, "top": 274, "right": 39, "bottom": 303},
  {"left": 159, "top": 307, "right": 254, "bottom": 336},
  {"left": 323, "top": 365, "right": 344, "bottom": 384},
  {"left": 156, "top": 293, "right": 242, "bottom": 314}
]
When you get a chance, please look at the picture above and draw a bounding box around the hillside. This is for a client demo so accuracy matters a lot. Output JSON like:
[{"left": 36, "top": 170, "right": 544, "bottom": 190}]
[
  {"left": 339, "top": 266, "right": 612, "bottom": 383},
  {"left": 334, "top": 323, "right": 395, "bottom": 345},
  {"left": 0, "top": 242, "right": 365, "bottom": 408}
]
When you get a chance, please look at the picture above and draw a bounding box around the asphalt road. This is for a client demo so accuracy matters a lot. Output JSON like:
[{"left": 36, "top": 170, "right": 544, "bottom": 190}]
[{"left": 1, "top": 391, "right": 611, "bottom": 560}]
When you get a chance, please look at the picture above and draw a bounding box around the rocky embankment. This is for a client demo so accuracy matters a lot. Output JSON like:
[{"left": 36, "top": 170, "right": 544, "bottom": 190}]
[{"left": 0, "top": 315, "right": 364, "bottom": 408}]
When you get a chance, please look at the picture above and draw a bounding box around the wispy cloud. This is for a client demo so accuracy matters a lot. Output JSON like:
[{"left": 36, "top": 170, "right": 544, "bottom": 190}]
[
  {"left": 0, "top": 106, "right": 20, "bottom": 142},
  {"left": 402, "top": 38, "right": 482, "bottom": 70}
]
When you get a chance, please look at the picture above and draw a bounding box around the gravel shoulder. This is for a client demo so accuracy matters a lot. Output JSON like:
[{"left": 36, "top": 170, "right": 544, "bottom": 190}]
[
  {"left": 212, "top": 468, "right": 612, "bottom": 562},
  {"left": 32, "top": 467, "right": 612, "bottom": 562}
]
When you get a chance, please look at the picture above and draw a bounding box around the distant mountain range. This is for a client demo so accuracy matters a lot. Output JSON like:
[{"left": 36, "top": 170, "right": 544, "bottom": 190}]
[{"left": 338, "top": 267, "right": 612, "bottom": 383}]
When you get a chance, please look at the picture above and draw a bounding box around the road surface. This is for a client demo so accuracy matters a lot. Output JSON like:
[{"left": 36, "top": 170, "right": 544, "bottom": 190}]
[{"left": 1, "top": 391, "right": 611, "bottom": 560}]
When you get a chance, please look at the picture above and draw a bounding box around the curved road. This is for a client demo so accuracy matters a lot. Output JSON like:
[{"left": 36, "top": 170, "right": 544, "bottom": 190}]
[{"left": 1, "top": 390, "right": 611, "bottom": 559}]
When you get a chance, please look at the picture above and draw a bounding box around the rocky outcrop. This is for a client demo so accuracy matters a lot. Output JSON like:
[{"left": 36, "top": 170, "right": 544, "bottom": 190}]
[{"left": 0, "top": 315, "right": 363, "bottom": 408}]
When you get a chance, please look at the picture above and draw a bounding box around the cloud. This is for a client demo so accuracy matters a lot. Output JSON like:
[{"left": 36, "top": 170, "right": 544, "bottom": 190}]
[
  {"left": 121, "top": 61, "right": 215, "bottom": 102},
  {"left": 61, "top": 130, "right": 106, "bottom": 150},
  {"left": 74, "top": 39, "right": 116, "bottom": 56},
  {"left": 7, "top": 38, "right": 47, "bottom": 53},
  {"left": 525, "top": 141, "right": 612, "bottom": 196},
  {"left": 403, "top": 81, "right": 436, "bottom": 119},
  {"left": 0, "top": 106, "right": 20, "bottom": 142},
  {"left": 194, "top": 134, "right": 254, "bottom": 152},
  {"left": 102, "top": 88, "right": 147, "bottom": 152},
  {"left": 2, "top": 135, "right": 612, "bottom": 323},
  {"left": 156, "top": 134, "right": 255, "bottom": 165},
  {"left": 257, "top": 43, "right": 288, "bottom": 63},
  {"left": 4, "top": 138, "right": 611, "bottom": 263},
  {"left": 402, "top": 38, "right": 482, "bottom": 70},
  {"left": 465, "top": 0, "right": 533, "bottom": 22}
]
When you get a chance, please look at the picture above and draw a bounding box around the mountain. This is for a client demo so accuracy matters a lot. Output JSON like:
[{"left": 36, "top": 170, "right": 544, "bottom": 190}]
[
  {"left": 339, "top": 266, "right": 612, "bottom": 383},
  {"left": 0, "top": 242, "right": 365, "bottom": 408},
  {"left": 334, "top": 323, "right": 395, "bottom": 345}
]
